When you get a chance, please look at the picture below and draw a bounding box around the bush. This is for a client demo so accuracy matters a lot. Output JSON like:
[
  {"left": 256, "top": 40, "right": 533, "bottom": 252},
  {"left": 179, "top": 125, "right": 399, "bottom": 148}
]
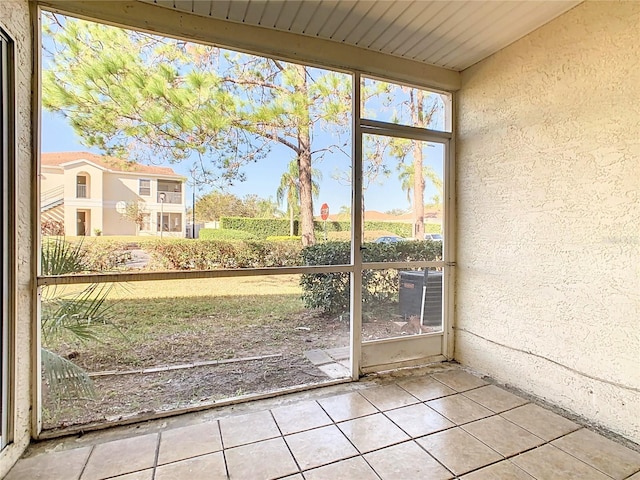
[
  {"left": 145, "top": 239, "right": 303, "bottom": 270},
  {"left": 41, "top": 219, "right": 65, "bottom": 236},
  {"left": 41, "top": 237, "right": 131, "bottom": 273},
  {"left": 220, "top": 217, "right": 293, "bottom": 238},
  {"left": 199, "top": 228, "right": 257, "bottom": 241},
  {"left": 266, "top": 236, "right": 302, "bottom": 242},
  {"left": 300, "top": 240, "right": 442, "bottom": 314},
  {"left": 221, "top": 216, "right": 417, "bottom": 239},
  {"left": 77, "top": 239, "right": 132, "bottom": 271}
]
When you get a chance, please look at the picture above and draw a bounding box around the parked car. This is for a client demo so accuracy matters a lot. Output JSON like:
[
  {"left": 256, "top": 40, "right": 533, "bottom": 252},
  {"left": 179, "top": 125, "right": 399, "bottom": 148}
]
[
  {"left": 374, "top": 236, "right": 405, "bottom": 243},
  {"left": 424, "top": 233, "right": 443, "bottom": 241}
]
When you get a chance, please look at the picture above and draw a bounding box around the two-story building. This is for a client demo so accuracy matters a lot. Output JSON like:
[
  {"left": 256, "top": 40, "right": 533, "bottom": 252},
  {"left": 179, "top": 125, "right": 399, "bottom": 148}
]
[{"left": 41, "top": 152, "right": 186, "bottom": 237}]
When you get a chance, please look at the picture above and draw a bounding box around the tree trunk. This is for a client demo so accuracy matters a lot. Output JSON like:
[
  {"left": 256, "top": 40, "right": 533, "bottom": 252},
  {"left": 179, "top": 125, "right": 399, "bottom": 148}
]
[
  {"left": 289, "top": 204, "right": 295, "bottom": 237},
  {"left": 412, "top": 90, "right": 425, "bottom": 239},
  {"left": 295, "top": 64, "right": 316, "bottom": 246}
]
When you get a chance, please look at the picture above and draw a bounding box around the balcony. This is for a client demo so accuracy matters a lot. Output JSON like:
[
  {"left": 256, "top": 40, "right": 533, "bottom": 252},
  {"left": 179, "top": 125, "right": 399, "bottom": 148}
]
[
  {"left": 76, "top": 184, "right": 87, "bottom": 198},
  {"left": 157, "top": 191, "right": 181, "bottom": 204}
]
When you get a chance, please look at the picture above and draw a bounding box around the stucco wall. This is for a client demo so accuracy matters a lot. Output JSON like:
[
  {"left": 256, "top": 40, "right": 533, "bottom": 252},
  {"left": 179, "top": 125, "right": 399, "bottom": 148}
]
[
  {"left": 456, "top": 2, "right": 639, "bottom": 443},
  {"left": 0, "top": 0, "right": 33, "bottom": 477}
]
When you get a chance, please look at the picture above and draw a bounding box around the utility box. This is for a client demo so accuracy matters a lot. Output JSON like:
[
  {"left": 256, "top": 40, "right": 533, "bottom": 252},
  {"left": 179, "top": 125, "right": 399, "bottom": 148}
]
[{"left": 398, "top": 271, "right": 443, "bottom": 326}]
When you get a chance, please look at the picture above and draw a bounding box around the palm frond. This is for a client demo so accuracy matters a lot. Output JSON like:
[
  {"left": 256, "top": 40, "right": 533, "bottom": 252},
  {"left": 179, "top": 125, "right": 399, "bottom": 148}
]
[
  {"left": 42, "top": 283, "right": 125, "bottom": 343},
  {"left": 41, "top": 348, "right": 95, "bottom": 400},
  {"left": 41, "top": 237, "right": 88, "bottom": 276}
]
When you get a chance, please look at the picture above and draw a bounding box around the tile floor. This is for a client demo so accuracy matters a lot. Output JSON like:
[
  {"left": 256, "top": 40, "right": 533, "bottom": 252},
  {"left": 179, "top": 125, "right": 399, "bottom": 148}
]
[{"left": 6, "top": 367, "right": 640, "bottom": 480}]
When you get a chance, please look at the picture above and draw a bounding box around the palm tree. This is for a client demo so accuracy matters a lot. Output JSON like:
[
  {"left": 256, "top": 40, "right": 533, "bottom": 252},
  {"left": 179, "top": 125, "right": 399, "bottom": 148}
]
[
  {"left": 276, "top": 159, "right": 322, "bottom": 237},
  {"left": 41, "top": 238, "right": 122, "bottom": 399},
  {"left": 397, "top": 163, "right": 442, "bottom": 206}
]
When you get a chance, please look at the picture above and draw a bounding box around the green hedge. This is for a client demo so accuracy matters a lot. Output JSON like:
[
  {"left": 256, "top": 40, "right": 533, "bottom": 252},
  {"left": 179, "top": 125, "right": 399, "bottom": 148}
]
[
  {"left": 199, "top": 228, "right": 257, "bottom": 241},
  {"left": 266, "top": 236, "right": 302, "bottom": 242},
  {"left": 145, "top": 239, "right": 303, "bottom": 270},
  {"left": 220, "top": 217, "right": 294, "bottom": 238},
  {"left": 220, "top": 216, "right": 434, "bottom": 239},
  {"left": 300, "top": 240, "right": 442, "bottom": 314}
]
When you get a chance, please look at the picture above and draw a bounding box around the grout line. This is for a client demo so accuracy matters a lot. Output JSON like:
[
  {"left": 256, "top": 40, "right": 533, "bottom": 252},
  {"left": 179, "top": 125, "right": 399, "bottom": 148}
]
[
  {"left": 216, "top": 420, "right": 230, "bottom": 480},
  {"left": 77, "top": 444, "right": 95, "bottom": 480},
  {"left": 151, "top": 432, "right": 161, "bottom": 480},
  {"left": 269, "top": 409, "right": 303, "bottom": 476}
]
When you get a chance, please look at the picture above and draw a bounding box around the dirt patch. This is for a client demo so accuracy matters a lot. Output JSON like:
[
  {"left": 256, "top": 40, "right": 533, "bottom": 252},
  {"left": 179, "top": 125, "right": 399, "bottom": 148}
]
[{"left": 43, "top": 311, "right": 421, "bottom": 431}]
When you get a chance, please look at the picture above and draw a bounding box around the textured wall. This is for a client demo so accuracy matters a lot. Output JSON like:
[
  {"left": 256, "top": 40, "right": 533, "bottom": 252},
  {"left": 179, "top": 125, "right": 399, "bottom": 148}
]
[
  {"left": 0, "top": 0, "right": 33, "bottom": 477},
  {"left": 456, "top": 2, "right": 640, "bottom": 443}
]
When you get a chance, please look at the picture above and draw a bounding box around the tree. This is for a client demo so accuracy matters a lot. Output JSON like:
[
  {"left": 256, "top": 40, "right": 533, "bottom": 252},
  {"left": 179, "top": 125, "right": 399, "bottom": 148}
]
[
  {"left": 121, "top": 201, "right": 148, "bottom": 233},
  {"left": 42, "top": 14, "right": 351, "bottom": 246},
  {"left": 40, "top": 238, "right": 122, "bottom": 399},
  {"left": 397, "top": 163, "right": 442, "bottom": 206},
  {"left": 276, "top": 159, "right": 321, "bottom": 236},
  {"left": 193, "top": 191, "right": 281, "bottom": 222}
]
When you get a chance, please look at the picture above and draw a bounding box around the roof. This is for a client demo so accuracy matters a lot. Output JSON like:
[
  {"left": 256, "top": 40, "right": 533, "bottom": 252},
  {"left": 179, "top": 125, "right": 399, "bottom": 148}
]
[{"left": 41, "top": 152, "right": 180, "bottom": 176}]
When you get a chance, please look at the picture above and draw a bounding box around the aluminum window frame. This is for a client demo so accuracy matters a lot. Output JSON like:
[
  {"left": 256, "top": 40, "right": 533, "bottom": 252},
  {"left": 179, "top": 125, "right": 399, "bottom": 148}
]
[{"left": 33, "top": 6, "right": 456, "bottom": 436}]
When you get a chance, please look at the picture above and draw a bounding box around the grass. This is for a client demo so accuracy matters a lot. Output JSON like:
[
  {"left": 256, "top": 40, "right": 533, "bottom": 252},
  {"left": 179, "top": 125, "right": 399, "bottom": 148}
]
[{"left": 41, "top": 275, "right": 308, "bottom": 368}]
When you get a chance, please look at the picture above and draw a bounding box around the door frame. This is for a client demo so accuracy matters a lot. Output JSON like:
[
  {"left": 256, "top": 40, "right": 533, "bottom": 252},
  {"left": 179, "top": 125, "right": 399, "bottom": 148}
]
[{"left": 351, "top": 72, "right": 455, "bottom": 374}]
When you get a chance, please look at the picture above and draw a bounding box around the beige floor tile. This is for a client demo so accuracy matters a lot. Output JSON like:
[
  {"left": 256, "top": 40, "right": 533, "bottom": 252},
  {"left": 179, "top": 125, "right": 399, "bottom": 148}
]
[
  {"left": 285, "top": 424, "right": 358, "bottom": 470},
  {"left": 155, "top": 451, "right": 227, "bottom": 480},
  {"left": 432, "top": 370, "right": 488, "bottom": 392},
  {"left": 365, "top": 440, "right": 453, "bottom": 480},
  {"left": 5, "top": 446, "right": 91, "bottom": 480},
  {"left": 219, "top": 409, "right": 280, "bottom": 448},
  {"left": 463, "top": 416, "right": 544, "bottom": 457},
  {"left": 512, "top": 444, "right": 611, "bottom": 480},
  {"left": 280, "top": 475, "right": 304, "bottom": 480},
  {"left": 416, "top": 427, "right": 502, "bottom": 476},
  {"left": 627, "top": 471, "right": 640, "bottom": 480},
  {"left": 426, "top": 394, "right": 493, "bottom": 425},
  {"left": 385, "top": 403, "right": 454, "bottom": 437},
  {"left": 318, "top": 391, "right": 377, "bottom": 422},
  {"left": 271, "top": 400, "right": 332, "bottom": 435},
  {"left": 338, "top": 413, "right": 410, "bottom": 453},
  {"left": 397, "top": 376, "right": 457, "bottom": 401},
  {"left": 552, "top": 428, "right": 640, "bottom": 480},
  {"left": 501, "top": 403, "right": 580, "bottom": 441},
  {"left": 460, "top": 460, "right": 534, "bottom": 479},
  {"left": 81, "top": 434, "right": 158, "bottom": 480},
  {"left": 462, "top": 385, "right": 528, "bottom": 413},
  {"left": 157, "top": 421, "right": 222, "bottom": 465},
  {"left": 359, "top": 384, "right": 419, "bottom": 411},
  {"left": 304, "top": 456, "right": 379, "bottom": 480},
  {"left": 226, "top": 437, "right": 299, "bottom": 480},
  {"left": 105, "top": 470, "right": 153, "bottom": 480}
]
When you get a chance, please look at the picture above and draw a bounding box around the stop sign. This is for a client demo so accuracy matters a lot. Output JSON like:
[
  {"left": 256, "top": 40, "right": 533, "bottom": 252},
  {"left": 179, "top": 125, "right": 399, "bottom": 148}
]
[{"left": 320, "top": 203, "right": 330, "bottom": 221}]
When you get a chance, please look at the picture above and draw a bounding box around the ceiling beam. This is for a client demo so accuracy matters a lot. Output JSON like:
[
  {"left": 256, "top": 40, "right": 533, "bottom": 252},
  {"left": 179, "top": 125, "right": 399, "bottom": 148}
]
[{"left": 35, "top": 0, "right": 461, "bottom": 91}]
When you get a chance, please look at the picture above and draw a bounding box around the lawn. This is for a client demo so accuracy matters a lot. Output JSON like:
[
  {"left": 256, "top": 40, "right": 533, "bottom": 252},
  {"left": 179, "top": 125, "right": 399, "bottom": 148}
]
[{"left": 41, "top": 275, "right": 354, "bottom": 430}]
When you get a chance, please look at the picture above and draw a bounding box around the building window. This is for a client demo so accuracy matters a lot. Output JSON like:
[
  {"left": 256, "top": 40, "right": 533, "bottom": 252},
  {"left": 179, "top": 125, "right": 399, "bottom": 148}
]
[
  {"left": 139, "top": 179, "right": 150, "bottom": 196},
  {"left": 141, "top": 213, "right": 150, "bottom": 231},
  {"left": 157, "top": 212, "right": 182, "bottom": 233},
  {"left": 157, "top": 180, "right": 182, "bottom": 203},
  {"left": 76, "top": 175, "right": 87, "bottom": 198}
]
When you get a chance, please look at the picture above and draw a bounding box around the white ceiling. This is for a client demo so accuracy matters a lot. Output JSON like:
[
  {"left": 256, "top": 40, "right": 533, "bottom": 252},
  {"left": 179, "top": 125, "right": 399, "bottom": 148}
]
[{"left": 146, "top": 0, "right": 581, "bottom": 71}]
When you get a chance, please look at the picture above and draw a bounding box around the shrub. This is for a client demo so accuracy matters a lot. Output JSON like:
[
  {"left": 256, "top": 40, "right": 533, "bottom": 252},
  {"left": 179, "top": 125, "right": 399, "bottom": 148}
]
[
  {"left": 77, "top": 239, "right": 132, "bottom": 271},
  {"left": 199, "top": 228, "right": 257, "bottom": 241},
  {"left": 41, "top": 219, "right": 65, "bottom": 236},
  {"left": 221, "top": 216, "right": 417, "bottom": 239},
  {"left": 300, "top": 240, "right": 442, "bottom": 314},
  {"left": 145, "top": 239, "right": 303, "bottom": 270},
  {"left": 220, "top": 217, "right": 293, "bottom": 238},
  {"left": 266, "top": 235, "right": 302, "bottom": 242}
]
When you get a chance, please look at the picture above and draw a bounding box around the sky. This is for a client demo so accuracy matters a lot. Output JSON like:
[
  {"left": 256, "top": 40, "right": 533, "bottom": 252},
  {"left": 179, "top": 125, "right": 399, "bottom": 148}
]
[
  {"left": 41, "top": 111, "right": 444, "bottom": 216},
  {"left": 40, "top": 14, "right": 446, "bottom": 217}
]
